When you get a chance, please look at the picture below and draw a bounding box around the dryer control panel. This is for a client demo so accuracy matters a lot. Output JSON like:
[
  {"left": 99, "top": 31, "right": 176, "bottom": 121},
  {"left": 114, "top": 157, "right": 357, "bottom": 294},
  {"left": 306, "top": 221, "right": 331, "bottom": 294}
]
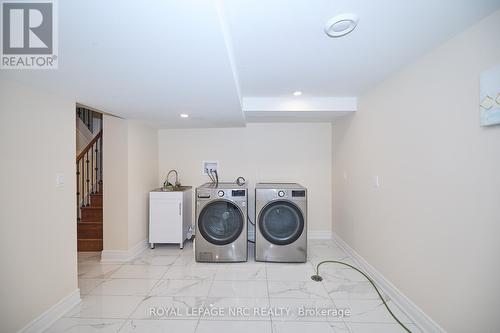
[
  {"left": 292, "top": 190, "right": 306, "bottom": 197},
  {"left": 258, "top": 188, "right": 307, "bottom": 202}
]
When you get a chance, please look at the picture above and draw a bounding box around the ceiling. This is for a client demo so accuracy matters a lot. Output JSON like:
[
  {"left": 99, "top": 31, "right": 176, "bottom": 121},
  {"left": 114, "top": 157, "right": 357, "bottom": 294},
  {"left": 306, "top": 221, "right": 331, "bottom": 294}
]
[{"left": 3, "top": 0, "right": 500, "bottom": 128}]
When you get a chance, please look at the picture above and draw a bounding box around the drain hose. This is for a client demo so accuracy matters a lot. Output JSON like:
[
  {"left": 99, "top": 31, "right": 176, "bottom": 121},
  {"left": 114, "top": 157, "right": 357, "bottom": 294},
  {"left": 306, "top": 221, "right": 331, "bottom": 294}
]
[{"left": 312, "top": 260, "right": 412, "bottom": 333}]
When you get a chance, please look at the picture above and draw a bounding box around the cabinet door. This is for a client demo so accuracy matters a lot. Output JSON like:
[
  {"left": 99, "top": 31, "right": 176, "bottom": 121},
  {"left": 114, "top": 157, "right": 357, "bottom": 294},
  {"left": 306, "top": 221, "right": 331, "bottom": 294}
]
[{"left": 149, "top": 198, "right": 181, "bottom": 243}]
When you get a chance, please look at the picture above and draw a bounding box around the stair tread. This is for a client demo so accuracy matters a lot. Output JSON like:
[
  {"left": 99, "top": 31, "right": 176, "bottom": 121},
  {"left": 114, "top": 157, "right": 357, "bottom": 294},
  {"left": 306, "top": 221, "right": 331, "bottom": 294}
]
[{"left": 81, "top": 206, "right": 103, "bottom": 209}]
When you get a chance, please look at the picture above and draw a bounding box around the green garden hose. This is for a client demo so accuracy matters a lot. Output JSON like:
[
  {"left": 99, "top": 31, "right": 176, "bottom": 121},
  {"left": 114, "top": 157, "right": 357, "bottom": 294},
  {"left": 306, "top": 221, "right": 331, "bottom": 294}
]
[{"left": 311, "top": 260, "right": 412, "bottom": 333}]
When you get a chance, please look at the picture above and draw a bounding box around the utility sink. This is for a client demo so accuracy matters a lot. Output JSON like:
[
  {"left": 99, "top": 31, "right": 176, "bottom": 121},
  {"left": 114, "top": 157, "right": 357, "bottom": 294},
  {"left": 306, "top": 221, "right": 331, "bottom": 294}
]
[{"left": 156, "top": 186, "right": 192, "bottom": 192}]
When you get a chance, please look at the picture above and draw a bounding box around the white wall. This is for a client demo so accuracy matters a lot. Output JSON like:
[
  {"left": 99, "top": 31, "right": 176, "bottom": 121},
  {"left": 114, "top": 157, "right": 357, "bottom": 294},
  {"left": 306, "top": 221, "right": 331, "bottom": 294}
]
[
  {"left": 103, "top": 115, "right": 129, "bottom": 251},
  {"left": 333, "top": 10, "right": 500, "bottom": 332},
  {"left": 0, "top": 79, "right": 78, "bottom": 332},
  {"left": 158, "top": 123, "right": 332, "bottom": 236},
  {"left": 127, "top": 121, "right": 159, "bottom": 248},
  {"left": 103, "top": 117, "right": 158, "bottom": 252}
]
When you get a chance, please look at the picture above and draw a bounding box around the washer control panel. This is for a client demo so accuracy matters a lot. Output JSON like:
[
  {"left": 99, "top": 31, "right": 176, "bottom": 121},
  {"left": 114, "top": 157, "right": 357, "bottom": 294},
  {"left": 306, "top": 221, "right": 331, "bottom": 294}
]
[
  {"left": 278, "top": 190, "right": 285, "bottom": 197},
  {"left": 197, "top": 184, "right": 247, "bottom": 200}
]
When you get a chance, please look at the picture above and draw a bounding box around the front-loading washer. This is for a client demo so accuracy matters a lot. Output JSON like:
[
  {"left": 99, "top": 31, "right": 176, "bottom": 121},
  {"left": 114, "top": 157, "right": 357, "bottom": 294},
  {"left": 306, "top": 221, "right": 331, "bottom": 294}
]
[
  {"left": 255, "top": 183, "right": 307, "bottom": 262},
  {"left": 195, "top": 182, "right": 247, "bottom": 262}
]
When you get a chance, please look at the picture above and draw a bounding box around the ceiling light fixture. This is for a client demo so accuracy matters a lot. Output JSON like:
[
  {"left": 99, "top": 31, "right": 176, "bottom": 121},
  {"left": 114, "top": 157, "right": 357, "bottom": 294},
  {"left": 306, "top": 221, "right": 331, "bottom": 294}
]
[
  {"left": 324, "top": 13, "right": 359, "bottom": 38},
  {"left": 293, "top": 91, "right": 303, "bottom": 96},
  {"left": 180, "top": 113, "right": 189, "bottom": 118}
]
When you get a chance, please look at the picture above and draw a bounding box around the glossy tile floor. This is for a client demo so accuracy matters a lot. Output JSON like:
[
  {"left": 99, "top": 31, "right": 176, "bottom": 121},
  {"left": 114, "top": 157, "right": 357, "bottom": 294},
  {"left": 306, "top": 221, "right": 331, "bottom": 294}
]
[{"left": 46, "top": 240, "right": 421, "bottom": 332}]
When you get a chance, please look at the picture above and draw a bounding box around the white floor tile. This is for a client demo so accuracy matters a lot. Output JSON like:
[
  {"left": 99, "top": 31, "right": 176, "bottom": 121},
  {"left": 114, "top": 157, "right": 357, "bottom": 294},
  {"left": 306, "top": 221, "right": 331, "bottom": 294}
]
[
  {"left": 314, "top": 262, "right": 368, "bottom": 283},
  {"left": 78, "top": 252, "right": 102, "bottom": 264},
  {"left": 196, "top": 320, "right": 272, "bottom": 333},
  {"left": 72, "top": 239, "right": 417, "bottom": 333},
  {"left": 109, "top": 265, "right": 167, "bottom": 279},
  {"left": 271, "top": 321, "right": 349, "bottom": 333},
  {"left": 334, "top": 299, "right": 413, "bottom": 324},
  {"left": 149, "top": 279, "right": 213, "bottom": 297},
  {"left": 130, "top": 296, "right": 206, "bottom": 320},
  {"left": 65, "top": 295, "right": 144, "bottom": 319},
  {"left": 128, "top": 254, "right": 179, "bottom": 266},
  {"left": 203, "top": 297, "right": 270, "bottom": 320},
  {"left": 323, "top": 280, "right": 382, "bottom": 300},
  {"left": 269, "top": 298, "right": 337, "bottom": 322},
  {"left": 78, "top": 264, "right": 122, "bottom": 279},
  {"left": 78, "top": 279, "right": 105, "bottom": 295},
  {"left": 173, "top": 255, "right": 197, "bottom": 266},
  {"left": 308, "top": 247, "right": 350, "bottom": 261},
  {"left": 268, "top": 281, "right": 329, "bottom": 299},
  {"left": 266, "top": 263, "right": 315, "bottom": 281},
  {"left": 120, "top": 319, "right": 198, "bottom": 332},
  {"left": 214, "top": 265, "right": 266, "bottom": 280},
  {"left": 164, "top": 265, "right": 217, "bottom": 280},
  {"left": 44, "top": 317, "right": 124, "bottom": 333},
  {"left": 89, "top": 279, "right": 158, "bottom": 296},
  {"left": 209, "top": 281, "right": 268, "bottom": 298},
  {"left": 345, "top": 322, "right": 422, "bottom": 333}
]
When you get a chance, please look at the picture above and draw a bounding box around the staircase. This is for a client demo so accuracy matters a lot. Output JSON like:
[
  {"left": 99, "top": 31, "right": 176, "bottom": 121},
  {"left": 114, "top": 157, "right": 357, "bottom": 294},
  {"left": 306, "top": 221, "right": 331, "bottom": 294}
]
[
  {"left": 76, "top": 107, "right": 103, "bottom": 251},
  {"left": 78, "top": 192, "right": 103, "bottom": 251}
]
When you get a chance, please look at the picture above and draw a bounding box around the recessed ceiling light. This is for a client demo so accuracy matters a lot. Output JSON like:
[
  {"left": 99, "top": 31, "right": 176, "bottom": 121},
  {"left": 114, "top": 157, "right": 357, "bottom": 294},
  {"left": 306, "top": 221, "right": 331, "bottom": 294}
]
[
  {"left": 325, "top": 14, "right": 359, "bottom": 38},
  {"left": 180, "top": 113, "right": 189, "bottom": 118},
  {"left": 293, "top": 91, "right": 303, "bottom": 96}
]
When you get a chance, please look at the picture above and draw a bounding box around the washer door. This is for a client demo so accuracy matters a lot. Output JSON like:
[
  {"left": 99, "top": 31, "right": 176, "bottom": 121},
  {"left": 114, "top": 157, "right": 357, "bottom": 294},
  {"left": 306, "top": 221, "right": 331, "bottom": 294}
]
[
  {"left": 198, "top": 200, "right": 244, "bottom": 245},
  {"left": 259, "top": 200, "right": 304, "bottom": 245}
]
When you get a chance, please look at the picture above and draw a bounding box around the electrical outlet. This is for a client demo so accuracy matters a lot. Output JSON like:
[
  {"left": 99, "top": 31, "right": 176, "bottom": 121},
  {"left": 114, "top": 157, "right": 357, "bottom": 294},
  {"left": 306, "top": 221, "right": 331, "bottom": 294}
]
[
  {"left": 373, "top": 175, "right": 380, "bottom": 188},
  {"left": 202, "top": 161, "right": 219, "bottom": 175}
]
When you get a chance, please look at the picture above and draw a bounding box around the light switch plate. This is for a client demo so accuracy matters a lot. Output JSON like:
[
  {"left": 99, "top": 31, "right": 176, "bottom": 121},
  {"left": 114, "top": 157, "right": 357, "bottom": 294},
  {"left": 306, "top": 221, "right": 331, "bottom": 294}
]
[{"left": 56, "top": 173, "right": 65, "bottom": 187}]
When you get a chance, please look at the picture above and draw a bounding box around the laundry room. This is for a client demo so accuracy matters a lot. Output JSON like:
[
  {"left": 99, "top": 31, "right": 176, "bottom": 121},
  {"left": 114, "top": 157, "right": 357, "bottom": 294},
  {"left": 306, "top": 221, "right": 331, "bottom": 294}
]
[
  {"left": 1, "top": 1, "right": 500, "bottom": 333},
  {"left": 157, "top": 123, "right": 333, "bottom": 239}
]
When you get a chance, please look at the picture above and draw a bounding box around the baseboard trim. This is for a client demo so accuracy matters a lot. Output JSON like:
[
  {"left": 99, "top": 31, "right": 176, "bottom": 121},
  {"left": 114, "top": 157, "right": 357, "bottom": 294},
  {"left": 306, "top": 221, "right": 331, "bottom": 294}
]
[
  {"left": 308, "top": 230, "right": 332, "bottom": 239},
  {"left": 19, "top": 289, "right": 81, "bottom": 333},
  {"left": 332, "top": 232, "right": 446, "bottom": 333},
  {"left": 101, "top": 239, "right": 148, "bottom": 263}
]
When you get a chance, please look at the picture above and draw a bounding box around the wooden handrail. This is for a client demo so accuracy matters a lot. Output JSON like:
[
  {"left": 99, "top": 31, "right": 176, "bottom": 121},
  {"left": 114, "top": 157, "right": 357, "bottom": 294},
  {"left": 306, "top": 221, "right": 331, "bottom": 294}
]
[{"left": 77, "top": 130, "right": 102, "bottom": 162}]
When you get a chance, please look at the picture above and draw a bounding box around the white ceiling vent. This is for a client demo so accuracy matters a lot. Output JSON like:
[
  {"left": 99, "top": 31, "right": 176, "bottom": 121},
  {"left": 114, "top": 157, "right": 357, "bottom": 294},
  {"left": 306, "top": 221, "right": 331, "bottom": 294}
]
[{"left": 324, "top": 14, "right": 359, "bottom": 38}]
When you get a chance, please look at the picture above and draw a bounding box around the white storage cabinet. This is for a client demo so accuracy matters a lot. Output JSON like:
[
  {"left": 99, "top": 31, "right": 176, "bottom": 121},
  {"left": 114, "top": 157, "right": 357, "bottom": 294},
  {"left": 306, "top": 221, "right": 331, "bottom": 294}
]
[{"left": 149, "top": 187, "right": 192, "bottom": 249}]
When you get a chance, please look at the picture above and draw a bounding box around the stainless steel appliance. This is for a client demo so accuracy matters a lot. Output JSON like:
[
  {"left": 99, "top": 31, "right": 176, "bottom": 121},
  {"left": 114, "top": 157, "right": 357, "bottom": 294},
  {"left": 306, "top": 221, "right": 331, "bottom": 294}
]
[
  {"left": 195, "top": 182, "right": 248, "bottom": 262},
  {"left": 255, "top": 183, "right": 307, "bottom": 262}
]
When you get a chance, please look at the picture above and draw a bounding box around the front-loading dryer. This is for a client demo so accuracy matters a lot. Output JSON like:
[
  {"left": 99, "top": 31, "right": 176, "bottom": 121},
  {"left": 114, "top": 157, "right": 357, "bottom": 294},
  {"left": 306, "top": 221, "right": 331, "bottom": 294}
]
[
  {"left": 255, "top": 183, "right": 307, "bottom": 262},
  {"left": 195, "top": 182, "right": 247, "bottom": 262}
]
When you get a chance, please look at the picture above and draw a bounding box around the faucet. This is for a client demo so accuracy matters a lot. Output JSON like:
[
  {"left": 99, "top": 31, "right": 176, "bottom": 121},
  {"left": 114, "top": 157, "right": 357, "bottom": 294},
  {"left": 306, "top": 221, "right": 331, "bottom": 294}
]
[{"left": 164, "top": 169, "right": 180, "bottom": 189}]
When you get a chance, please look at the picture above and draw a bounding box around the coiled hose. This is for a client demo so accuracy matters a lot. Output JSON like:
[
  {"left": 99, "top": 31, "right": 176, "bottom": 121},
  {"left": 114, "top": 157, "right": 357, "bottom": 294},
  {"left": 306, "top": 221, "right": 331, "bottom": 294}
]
[{"left": 311, "top": 260, "right": 412, "bottom": 333}]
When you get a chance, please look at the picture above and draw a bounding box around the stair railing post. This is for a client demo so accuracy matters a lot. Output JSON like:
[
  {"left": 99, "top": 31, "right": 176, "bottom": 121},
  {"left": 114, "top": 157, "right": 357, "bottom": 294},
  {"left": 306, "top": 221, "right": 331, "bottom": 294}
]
[
  {"left": 99, "top": 133, "right": 103, "bottom": 193},
  {"left": 81, "top": 157, "right": 84, "bottom": 207},
  {"left": 86, "top": 151, "right": 90, "bottom": 206},
  {"left": 76, "top": 161, "right": 80, "bottom": 221},
  {"left": 91, "top": 141, "right": 94, "bottom": 194}
]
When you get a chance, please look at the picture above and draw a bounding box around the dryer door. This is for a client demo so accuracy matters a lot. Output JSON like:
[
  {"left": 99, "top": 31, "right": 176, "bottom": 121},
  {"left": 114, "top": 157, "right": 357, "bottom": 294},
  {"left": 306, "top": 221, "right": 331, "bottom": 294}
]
[
  {"left": 198, "top": 200, "right": 244, "bottom": 245},
  {"left": 259, "top": 200, "right": 304, "bottom": 245}
]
